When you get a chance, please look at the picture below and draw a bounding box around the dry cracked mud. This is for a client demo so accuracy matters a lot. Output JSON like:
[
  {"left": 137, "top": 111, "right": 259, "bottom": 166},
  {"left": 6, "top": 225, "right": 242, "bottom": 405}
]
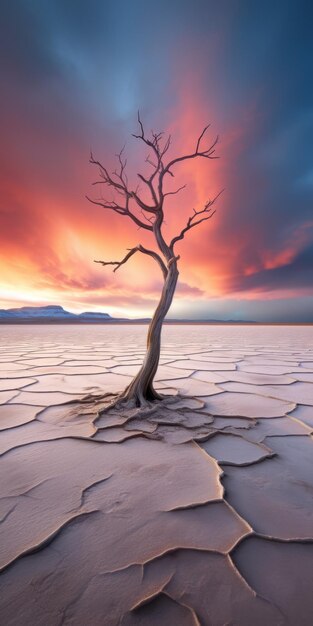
[{"left": 0, "top": 324, "right": 312, "bottom": 625}]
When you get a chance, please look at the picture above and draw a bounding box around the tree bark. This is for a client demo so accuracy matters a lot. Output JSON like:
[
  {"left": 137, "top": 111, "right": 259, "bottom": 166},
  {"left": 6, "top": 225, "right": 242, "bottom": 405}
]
[{"left": 121, "top": 261, "right": 179, "bottom": 406}]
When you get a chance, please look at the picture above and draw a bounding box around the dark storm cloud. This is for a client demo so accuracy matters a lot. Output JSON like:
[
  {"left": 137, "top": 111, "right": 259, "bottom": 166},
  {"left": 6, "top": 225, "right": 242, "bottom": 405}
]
[
  {"left": 230, "top": 243, "right": 313, "bottom": 293},
  {"left": 205, "top": 0, "right": 313, "bottom": 265}
]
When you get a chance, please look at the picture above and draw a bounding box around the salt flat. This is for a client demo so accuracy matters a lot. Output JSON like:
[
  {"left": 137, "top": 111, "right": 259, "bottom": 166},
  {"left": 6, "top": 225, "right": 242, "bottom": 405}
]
[{"left": 0, "top": 324, "right": 312, "bottom": 625}]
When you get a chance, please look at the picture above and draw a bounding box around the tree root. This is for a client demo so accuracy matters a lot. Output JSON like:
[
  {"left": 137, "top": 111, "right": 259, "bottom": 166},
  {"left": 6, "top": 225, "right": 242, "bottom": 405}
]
[{"left": 97, "top": 389, "right": 165, "bottom": 415}]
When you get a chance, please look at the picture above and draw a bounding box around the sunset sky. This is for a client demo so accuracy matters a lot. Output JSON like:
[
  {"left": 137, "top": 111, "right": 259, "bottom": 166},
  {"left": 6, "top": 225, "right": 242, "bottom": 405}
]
[{"left": 1, "top": 0, "right": 312, "bottom": 321}]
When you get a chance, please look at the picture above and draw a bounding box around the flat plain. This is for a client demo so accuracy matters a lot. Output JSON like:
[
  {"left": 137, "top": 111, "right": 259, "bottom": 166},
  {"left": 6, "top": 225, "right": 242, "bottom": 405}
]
[{"left": 0, "top": 324, "right": 312, "bottom": 625}]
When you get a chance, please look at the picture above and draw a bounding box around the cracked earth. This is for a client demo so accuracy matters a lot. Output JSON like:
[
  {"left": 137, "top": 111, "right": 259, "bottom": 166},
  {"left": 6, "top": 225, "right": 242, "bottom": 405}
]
[{"left": 0, "top": 324, "right": 312, "bottom": 625}]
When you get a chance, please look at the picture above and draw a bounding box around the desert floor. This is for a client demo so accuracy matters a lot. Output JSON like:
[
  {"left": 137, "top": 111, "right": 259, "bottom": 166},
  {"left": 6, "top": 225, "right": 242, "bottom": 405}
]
[{"left": 0, "top": 324, "right": 312, "bottom": 625}]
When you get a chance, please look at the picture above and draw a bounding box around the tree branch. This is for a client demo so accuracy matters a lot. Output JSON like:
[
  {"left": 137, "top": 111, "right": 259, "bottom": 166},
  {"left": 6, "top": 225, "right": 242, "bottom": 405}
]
[
  {"left": 89, "top": 148, "right": 157, "bottom": 219},
  {"left": 85, "top": 195, "right": 153, "bottom": 231},
  {"left": 170, "top": 190, "right": 223, "bottom": 249},
  {"left": 132, "top": 112, "right": 173, "bottom": 208},
  {"left": 88, "top": 116, "right": 221, "bottom": 270},
  {"left": 163, "top": 184, "right": 186, "bottom": 198},
  {"left": 137, "top": 172, "right": 158, "bottom": 206},
  {"left": 162, "top": 127, "right": 219, "bottom": 182},
  {"left": 132, "top": 112, "right": 165, "bottom": 167},
  {"left": 94, "top": 244, "right": 168, "bottom": 279}
]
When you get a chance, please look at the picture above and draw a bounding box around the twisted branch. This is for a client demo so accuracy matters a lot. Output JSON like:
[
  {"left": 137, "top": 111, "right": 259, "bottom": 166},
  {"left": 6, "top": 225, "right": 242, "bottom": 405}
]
[
  {"left": 88, "top": 148, "right": 156, "bottom": 222},
  {"left": 170, "top": 190, "right": 224, "bottom": 249},
  {"left": 85, "top": 195, "right": 153, "bottom": 231},
  {"left": 89, "top": 114, "right": 221, "bottom": 270},
  {"left": 94, "top": 245, "right": 168, "bottom": 279},
  {"left": 162, "top": 127, "right": 219, "bottom": 182}
]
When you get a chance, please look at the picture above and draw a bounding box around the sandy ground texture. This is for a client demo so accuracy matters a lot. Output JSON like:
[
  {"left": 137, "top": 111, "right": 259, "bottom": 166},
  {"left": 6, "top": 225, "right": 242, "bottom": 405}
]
[{"left": 0, "top": 324, "right": 312, "bottom": 626}]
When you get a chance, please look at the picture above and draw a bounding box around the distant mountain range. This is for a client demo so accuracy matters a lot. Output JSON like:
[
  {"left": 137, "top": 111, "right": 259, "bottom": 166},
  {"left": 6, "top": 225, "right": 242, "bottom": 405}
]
[
  {"left": 0, "top": 305, "right": 154, "bottom": 323},
  {"left": 0, "top": 304, "right": 259, "bottom": 324},
  {"left": 0, "top": 305, "right": 125, "bottom": 322}
]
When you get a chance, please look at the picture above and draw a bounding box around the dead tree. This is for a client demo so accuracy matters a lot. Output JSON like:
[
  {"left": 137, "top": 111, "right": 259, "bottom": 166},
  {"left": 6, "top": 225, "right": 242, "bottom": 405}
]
[{"left": 87, "top": 114, "right": 221, "bottom": 407}]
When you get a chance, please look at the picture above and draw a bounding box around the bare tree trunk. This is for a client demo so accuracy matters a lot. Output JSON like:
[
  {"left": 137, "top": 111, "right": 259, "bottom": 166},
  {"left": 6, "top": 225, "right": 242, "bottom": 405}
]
[
  {"left": 89, "top": 115, "right": 219, "bottom": 408},
  {"left": 121, "top": 262, "right": 179, "bottom": 406}
]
